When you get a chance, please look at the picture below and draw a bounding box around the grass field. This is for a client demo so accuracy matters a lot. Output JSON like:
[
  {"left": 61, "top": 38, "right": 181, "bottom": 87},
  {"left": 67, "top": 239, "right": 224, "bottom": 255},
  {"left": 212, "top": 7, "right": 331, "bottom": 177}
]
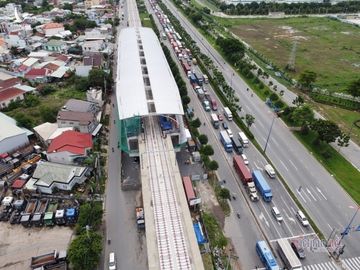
[{"left": 216, "top": 16, "right": 360, "bottom": 93}]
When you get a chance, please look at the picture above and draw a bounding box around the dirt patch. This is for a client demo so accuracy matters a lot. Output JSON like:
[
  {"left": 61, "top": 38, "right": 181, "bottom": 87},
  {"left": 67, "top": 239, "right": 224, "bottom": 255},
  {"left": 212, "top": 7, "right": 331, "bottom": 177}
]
[
  {"left": 0, "top": 223, "right": 73, "bottom": 270},
  {"left": 196, "top": 180, "right": 225, "bottom": 228}
]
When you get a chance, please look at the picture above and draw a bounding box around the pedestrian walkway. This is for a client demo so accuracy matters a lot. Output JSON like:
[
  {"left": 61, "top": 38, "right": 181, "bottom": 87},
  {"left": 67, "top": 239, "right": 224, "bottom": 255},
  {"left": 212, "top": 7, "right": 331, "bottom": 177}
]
[
  {"left": 303, "top": 261, "right": 339, "bottom": 270},
  {"left": 341, "top": 256, "right": 360, "bottom": 270}
]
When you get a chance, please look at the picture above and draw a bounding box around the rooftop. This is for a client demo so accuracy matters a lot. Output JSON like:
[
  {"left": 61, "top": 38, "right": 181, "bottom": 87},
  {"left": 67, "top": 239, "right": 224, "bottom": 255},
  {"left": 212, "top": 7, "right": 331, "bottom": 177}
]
[
  {"left": 0, "top": 112, "right": 27, "bottom": 143},
  {"left": 0, "top": 88, "right": 25, "bottom": 102},
  {"left": 47, "top": 130, "right": 92, "bottom": 155},
  {"left": 63, "top": 99, "right": 98, "bottom": 113},
  {"left": 43, "top": 22, "right": 64, "bottom": 29},
  {"left": 33, "top": 122, "right": 73, "bottom": 142},
  {"left": 57, "top": 111, "right": 94, "bottom": 124},
  {"left": 116, "top": 27, "right": 183, "bottom": 120}
]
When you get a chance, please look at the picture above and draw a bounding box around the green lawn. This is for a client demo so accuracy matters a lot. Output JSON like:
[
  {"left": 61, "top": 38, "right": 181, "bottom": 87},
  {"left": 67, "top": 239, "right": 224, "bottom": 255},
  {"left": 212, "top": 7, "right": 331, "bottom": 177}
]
[
  {"left": 215, "top": 16, "right": 360, "bottom": 93},
  {"left": 294, "top": 131, "right": 360, "bottom": 205}
]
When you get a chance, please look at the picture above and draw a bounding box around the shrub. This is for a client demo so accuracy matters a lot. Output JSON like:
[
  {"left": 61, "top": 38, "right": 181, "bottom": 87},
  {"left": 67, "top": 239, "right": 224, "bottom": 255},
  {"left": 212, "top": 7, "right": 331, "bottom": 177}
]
[{"left": 269, "top": 93, "right": 279, "bottom": 101}]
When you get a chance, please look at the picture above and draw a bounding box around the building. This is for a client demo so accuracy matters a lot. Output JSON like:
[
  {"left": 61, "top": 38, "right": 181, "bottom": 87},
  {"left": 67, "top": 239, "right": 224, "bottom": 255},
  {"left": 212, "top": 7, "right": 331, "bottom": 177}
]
[
  {"left": 84, "top": 0, "right": 101, "bottom": 9},
  {"left": 82, "top": 40, "right": 105, "bottom": 53},
  {"left": 0, "top": 87, "right": 25, "bottom": 109},
  {"left": 43, "top": 23, "right": 65, "bottom": 37},
  {"left": 57, "top": 111, "right": 98, "bottom": 134},
  {"left": 62, "top": 99, "right": 100, "bottom": 114},
  {"left": 46, "top": 130, "right": 92, "bottom": 165},
  {"left": 43, "top": 39, "right": 67, "bottom": 53},
  {"left": 86, "top": 88, "right": 103, "bottom": 107},
  {"left": 29, "top": 161, "right": 90, "bottom": 194},
  {"left": 24, "top": 68, "right": 49, "bottom": 83},
  {"left": 0, "top": 112, "right": 29, "bottom": 154},
  {"left": 33, "top": 122, "right": 73, "bottom": 146},
  {"left": 83, "top": 52, "right": 103, "bottom": 68}
]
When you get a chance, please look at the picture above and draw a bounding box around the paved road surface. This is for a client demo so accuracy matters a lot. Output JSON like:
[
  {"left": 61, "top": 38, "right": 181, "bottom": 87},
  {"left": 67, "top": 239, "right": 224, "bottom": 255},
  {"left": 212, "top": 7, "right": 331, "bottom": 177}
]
[{"left": 162, "top": 0, "right": 360, "bottom": 261}]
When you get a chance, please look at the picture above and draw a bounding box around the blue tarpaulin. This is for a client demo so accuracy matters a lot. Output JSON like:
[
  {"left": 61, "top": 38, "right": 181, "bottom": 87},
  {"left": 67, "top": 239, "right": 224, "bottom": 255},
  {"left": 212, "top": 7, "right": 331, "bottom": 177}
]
[{"left": 193, "top": 222, "right": 207, "bottom": 244}]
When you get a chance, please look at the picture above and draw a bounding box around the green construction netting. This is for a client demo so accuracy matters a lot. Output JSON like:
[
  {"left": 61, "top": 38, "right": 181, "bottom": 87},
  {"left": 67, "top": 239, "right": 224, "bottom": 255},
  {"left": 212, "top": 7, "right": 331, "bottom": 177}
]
[{"left": 118, "top": 116, "right": 141, "bottom": 153}]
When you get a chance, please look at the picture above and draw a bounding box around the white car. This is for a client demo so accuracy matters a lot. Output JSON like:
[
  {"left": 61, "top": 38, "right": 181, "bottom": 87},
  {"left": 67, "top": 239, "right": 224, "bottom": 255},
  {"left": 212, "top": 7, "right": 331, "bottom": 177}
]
[
  {"left": 264, "top": 164, "right": 276, "bottom": 178},
  {"left": 241, "top": 154, "right": 249, "bottom": 165},
  {"left": 109, "top": 252, "right": 116, "bottom": 270},
  {"left": 271, "top": 207, "right": 283, "bottom": 222},
  {"left": 226, "top": 128, "right": 233, "bottom": 138},
  {"left": 296, "top": 210, "right": 309, "bottom": 227}
]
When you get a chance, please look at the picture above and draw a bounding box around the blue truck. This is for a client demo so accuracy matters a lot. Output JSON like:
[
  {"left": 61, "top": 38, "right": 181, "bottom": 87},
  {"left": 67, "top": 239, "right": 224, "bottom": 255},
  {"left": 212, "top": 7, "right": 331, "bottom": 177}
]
[
  {"left": 194, "top": 73, "right": 203, "bottom": 86},
  {"left": 252, "top": 170, "right": 272, "bottom": 202},
  {"left": 189, "top": 72, "right": 203, "bottom": 86}
]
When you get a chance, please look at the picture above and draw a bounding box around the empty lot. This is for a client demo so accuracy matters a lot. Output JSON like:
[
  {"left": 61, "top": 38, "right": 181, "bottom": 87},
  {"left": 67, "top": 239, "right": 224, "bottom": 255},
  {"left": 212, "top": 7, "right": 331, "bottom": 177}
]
[{"left": 0, "top": 223, "right": 73, "bottom": 270}]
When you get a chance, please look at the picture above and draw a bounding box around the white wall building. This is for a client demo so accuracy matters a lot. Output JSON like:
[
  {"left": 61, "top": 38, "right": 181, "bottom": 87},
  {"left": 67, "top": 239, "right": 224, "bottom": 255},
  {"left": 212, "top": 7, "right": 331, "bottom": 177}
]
[{"left": 0, "top": 112, "right": 29, "bottom": 153}]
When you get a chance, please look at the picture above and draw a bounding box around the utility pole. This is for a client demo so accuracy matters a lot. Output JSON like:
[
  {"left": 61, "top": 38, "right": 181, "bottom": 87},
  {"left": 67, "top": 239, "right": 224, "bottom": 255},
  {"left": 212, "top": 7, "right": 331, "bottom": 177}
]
[{"left": 264, "top": 116, "right": 276, "bottom": 153}]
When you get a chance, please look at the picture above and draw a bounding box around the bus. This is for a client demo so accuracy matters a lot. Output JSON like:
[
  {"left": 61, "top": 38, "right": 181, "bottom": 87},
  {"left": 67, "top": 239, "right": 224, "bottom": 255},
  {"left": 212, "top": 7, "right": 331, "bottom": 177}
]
[
  {"left": 277, "top": 239, "right": 302, "bottom": 270},
  {"left": 238, "top": 132, "right": 249, "bottom": 147},
  {"left": 256, "top": 241, "right": 279, "bottom": 270},
  {"left": 224, "top": 107, "right": 232, "bottom": 121},
  {"left": 210, "top": 113, "right": 219, "bottom": 129},
  {"left": 220, "top": 130, "right": 233, "bottom": 152},
  {"left": 231, "top": 137, "right": 243, "bottom": 154}
]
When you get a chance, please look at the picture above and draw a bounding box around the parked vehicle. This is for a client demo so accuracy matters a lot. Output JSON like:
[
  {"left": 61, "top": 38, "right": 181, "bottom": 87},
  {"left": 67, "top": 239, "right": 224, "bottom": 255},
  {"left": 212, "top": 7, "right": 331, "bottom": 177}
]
[
  {"left": 224, "top": 107, "right": 233, "bottom": 121},
  {"left": 31, "top": 250, "right": 67, "bottom": 269},
  {"left": 109, "top": 252, "right": 116, "bottom": 270},
  {"left": 32, "top": 198, "right": 49, "bottom": 227},
  {"left": 44, "top": 201, "right": 58, "bottom": 226},
  {"left": 136, "top": 207, "right": 145, "bottom": 230},
  {"left": 20, "top": 199, "right": 38, "bottom": 227},
  {"left": 264, "top": 164, "right": 276, "bottom": 178},
  {"left": 252, "top": 170, "right": 272, "bottom": 202},
  {"left": 65, "top": 207, "right": 78, "bottom": 225},
  {"left": 55, "top": 209, "right": 66, "bottom": 225},
  {"left": 220, "top": 130, "right": 233, "bottom": 153}
]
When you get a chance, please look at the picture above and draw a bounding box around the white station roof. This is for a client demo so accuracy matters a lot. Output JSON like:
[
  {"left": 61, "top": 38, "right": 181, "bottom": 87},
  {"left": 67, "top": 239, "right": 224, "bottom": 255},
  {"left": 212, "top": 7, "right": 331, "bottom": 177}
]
[{"left": 116, "top": 27, "right": 184, "bottom": 120}]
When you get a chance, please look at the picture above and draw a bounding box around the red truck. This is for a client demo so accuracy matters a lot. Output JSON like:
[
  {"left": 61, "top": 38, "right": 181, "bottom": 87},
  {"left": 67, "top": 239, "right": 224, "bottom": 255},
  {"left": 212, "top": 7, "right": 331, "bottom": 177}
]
[{"left": 233, "top": 155, "right": 259, "bottom": 201}]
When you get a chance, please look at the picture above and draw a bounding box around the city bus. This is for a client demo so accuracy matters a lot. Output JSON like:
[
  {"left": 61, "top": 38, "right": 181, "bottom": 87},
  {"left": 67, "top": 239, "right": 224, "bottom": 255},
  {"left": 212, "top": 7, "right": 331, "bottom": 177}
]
[
  {"left": 224, "top": 107, "right": 232, "bottom": 121},
  {"left": 238, "top": 132, "right": 249, "bottom": 147},
  {"left": 256, "top": 241, "right": 279, "bottom": 270},
  {"left": 220, "top": 130, "right": 233, "bottom": 153},
  {"left": 277, "top": 238, "right": 302, "bottom": 270}
]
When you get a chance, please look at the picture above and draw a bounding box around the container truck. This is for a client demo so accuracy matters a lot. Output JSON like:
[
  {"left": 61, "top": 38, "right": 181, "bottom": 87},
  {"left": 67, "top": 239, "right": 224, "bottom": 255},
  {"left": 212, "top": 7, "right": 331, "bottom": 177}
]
[
  {"left": 31, "top": 250, "right": 67, "bottom": 269},
  {"left": 181, "top": 61, "right": 191, "bottom": 77},
  {"left": 220, "top": 130, "right": 233, "bottom": 152},
  {"left": 44, "top": 201, "right": 58, "bottom": 226},
  {"left": 233, "top": 155, "right": 252, "bottom": 184},
  {"left": 252, "top": 170, "right": 272, "bottom": 202},
  {"left": 224, "top": 107, "right": 233, "bottom": 121},
  {"left": 210, "top": 113, "right": 220, "bottom": 129},
  {"left": 20, "top": 199, "right": 38, "bottom": 227},
  {"left": 32, "top": 198, "right": 49, "bottom": 227}
]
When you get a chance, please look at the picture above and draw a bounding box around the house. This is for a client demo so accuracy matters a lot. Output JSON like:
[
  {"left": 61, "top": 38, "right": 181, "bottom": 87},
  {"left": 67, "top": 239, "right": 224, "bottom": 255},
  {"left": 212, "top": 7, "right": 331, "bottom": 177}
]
[
  {"left": 0, "top": 87, "right": 25, "bottom": 109},
  {"left": 29, "top": 161, "right": 91, "bottom": 194},
  {"left": 46, "top": 130, "right": 92, "bottom": 165},
  {"left": 63, "top": 99, "right": 100, "bottom": 114},
  {"left": 82, "top": 40, "right": 105, "bottom": 53},
  {"left": 0, "top": 112, "right": 29, "bottom": 154},
  {"left": 84, "top": 0, "right": 101, "bottom": 9},
  {"left": 86, "top": 88, "right": 103, "bottom": 107},
  {"left": 5, "top": 32, "right": 27, "bottom": 48},
  {"left": 84, "top": 28, "right": 106, "bottom": 40},
  {"left": 57, "top": 111, "right": 98, "bottom": 134},
  {"left": 83, "top": 52, "right": 102, "bottom": 68},
  {"left": 43, "top": 23, "right": 65, "bottom": 37},
  {"left": 43, "top": 39, "right": 67, "bottom": 53},
  {"left": 33, "top": 122, "right": 73, "bottom": 146},
  {"left": 24, "top": 68, "right": 49, "bottom": 83}
]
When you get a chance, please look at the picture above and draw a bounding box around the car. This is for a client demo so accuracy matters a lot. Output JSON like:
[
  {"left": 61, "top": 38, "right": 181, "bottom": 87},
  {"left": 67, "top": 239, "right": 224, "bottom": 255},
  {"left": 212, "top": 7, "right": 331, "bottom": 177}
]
[
  {"left": 241, "top": 154, "right": 249, "bottom": 165},
  {"left": 291, "top": 241, "right": 306, "bottom": 259},
  {"left": 226, "top": 128, "right": 233, "bottom": 138},
  {"left": 264, "top": 164, "right": 276, "bottom": 178},
  {"left": 218, "top": 114, "right": 224, "bottom": 121},
  {"left": 296, "top": 210, "right": 309, "bottom": 227},
  {"left": 222, "top": 122, "right": 228, "bottom": 129},
  {"left": 271, "top": 207, "right": 283, "bottom": 222},
  {"left": 109, "top": 252, "right": 116, "bottom": 270}
]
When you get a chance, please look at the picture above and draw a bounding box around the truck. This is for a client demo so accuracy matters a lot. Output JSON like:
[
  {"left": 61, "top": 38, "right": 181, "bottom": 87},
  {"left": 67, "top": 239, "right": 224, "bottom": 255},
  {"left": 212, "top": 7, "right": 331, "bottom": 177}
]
[
  {"left": 197, "top": 88, "right": 205, "bottom": 100},
  {"left": 210, "top": 113, "right": 220, "bottom": 129},
  {"left": 194, "top": 73, "right": 203, "bottom": 86},
  {"left": 32, "top": 198, "right": 49, "bottom": 226},
  {"left": 238, "top": 132, "right": 249, "bottom": 147},
  {"left": 44, "top": 201, "right": 58, "bottom": 226},
  {"left": 252, "top": 170, "right": 272, "bottom": 202},
  {"left": 30, "top": 250, "right": 67, "bottom": 269},
  {"left": 246, "top": 182, "right": 259, "bottom": 202},
  {"left": 65, "top": 207, "right": 77, "bottom": 225},
  {"left": 233, "top": 155, "right": 252, "bottom": 184},
  {"left": 55, "top": 209, "right": 66, "bottom": 225},
  {"left": 224, "top": 107, "right": 233, "bottom": 121},
  {"left": 203, "top": 74, "right": 209, "bottom": 84},
  {"left": 181, "top": 61, "right": 191, "bottom": 77},
  {"left": 189, "top": 73, "right": 197, "bottom": 84},
  {"left": 220, "top": 130, "right": 233, "bottom": 152},
  {"left": 231, "top": 137, "right": 243, "bottom": 154},
  {"left": 136, "top": 207, "right": 145, "bottom": 230},
  {"left": 20, "top": 199, "right": 38, "bottom": 227}
]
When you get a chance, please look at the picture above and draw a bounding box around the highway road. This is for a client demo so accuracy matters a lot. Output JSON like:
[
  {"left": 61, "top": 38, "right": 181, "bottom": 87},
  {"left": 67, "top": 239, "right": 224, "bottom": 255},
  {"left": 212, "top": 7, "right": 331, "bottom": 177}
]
[
  {"left": 160, "top": 0, "right": 360, "bottom": 265},
  {"left": 146, "top": 1, "right": 347, "bottom": 269},
  {"left": 103, "top": 1, "right": 147, "bottom": 270}
]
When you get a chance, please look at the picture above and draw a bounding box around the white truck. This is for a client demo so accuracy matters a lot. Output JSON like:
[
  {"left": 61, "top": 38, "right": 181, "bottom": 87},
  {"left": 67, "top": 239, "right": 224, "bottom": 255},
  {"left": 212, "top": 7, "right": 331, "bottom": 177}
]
[
  {"left": 246, "top": 182, "right": 259, "bottom": 201},
  {"left": 224, "top": 107, "right": 233, "bottom": 121}
]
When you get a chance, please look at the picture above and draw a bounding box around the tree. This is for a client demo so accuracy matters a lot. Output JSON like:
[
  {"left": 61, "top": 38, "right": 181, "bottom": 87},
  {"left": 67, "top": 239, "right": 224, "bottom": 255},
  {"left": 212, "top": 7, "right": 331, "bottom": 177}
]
[
  {"left": 63, "top": 3, "right": 73, "bottom": 11},
  {"left": 310, "top": 119, "right": 341, "bottom": 144},
  {"left": 40, "top": 106, "right": 58, "bottom": 122},
  {"left": 292, "top": 95, "right": 304, "bottom": 107},
  {"left": 337, "top": 132, "right": 350, "bottom": 151},
  {"left": 88, "top": 69, "right": 106, "bottom": 88},
  {"left": 245, "top": 114, "right": 255, "bottom": 128},
  {"left": 181, "top": 95, "right": 191, "bottom": 106},
  {"left": 298, "top": 70, "right": 317, "bottom": 90},
  {"left": 76, "top": 202, "right": 103, "bottom": 234},
  {"left": 54, "top": 16, "right": 64, "bottom": 23},
  {"left": 190, "top": 118, "right": 201, "bottom": 129},
  {"left": 201, "top": 145, "right": 214, "bottom": 156},
  {"left": 346, "top": 78, "right": 360, "bottom": 98},
  {"left": 68, "top": 231, "right": 102, "bottom": 270},
  {"left": 24, "top": 95, "right": 40, "bottom": 107},
  {"left": 42, "top": 0, "right": 49, "bottom": 8},
  {"left": 290, "top": 104, "right": 314, "bottom": 127},
  {"left": 14, "top": 112, "right": 33, "bottom": 129},
  {"left": 219, "top": 188, "right": 230, "bottom": 200},
  {"left": 208, "top": 160, "right": 219, "bottom": 172},
  {"left": 40, "top": 85, "right": 56, "bottom": 95},
  {"left": 198, "top": 134, "right": 208, "bottom": 145}
]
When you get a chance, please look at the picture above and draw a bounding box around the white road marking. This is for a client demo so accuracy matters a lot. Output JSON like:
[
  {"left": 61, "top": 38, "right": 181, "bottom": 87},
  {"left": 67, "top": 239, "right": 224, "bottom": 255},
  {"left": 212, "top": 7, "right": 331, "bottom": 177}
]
[
  {"left": 279, "top": 159, "right": 289, "bottom": 171},
  {"left": 307, "top": 188, "right": 317, "bottom": 201},
  {"left": 289, "top": 159, "right": 298, "bottom": 171},
  {"left": 328, "top": 223, "right": 333, "bottom": 230},
  {"left": 316, "top": 187, "right": 328, "bottom": 200},
  {"left": 259, "top": 212, "right": 270, "bottom": 228},
  {"left": 297, "top": 189, "right": 307, "bottom": 203},
  {"left": 253, "top": 161, "right": 262, "bottom": 170}
]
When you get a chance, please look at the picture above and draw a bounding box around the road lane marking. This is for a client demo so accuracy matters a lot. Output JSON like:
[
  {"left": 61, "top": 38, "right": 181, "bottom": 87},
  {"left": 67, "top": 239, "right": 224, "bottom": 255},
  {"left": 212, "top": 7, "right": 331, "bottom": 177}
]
[
  {"left": 306, "top": 188, "right": 317, "bottom": 201},
  {"left": 259, "top": 212, "right": 270, "bottom": 228},
  {"left": 269, "top": 232, "right": 317, "bottom": 242},
  {"left": 327, "top": 224, "right": 333, "bottom": 230},
  {"left": 279, "top": 159, "right": 289, "bottom": 171},
  {"left": 253, "top": 161, "right": 262, "bottom": 170},
  {"left": 297, "top": 189, "right": 307, "bottom": 203},
  {"left": 315, "top": 187, "right": 328, "bottom": 200},
  {"left": 282, "top": 208, "right": 295, "bottom": 236},
  {"left": 289, "top": 159, "right": 298, "bottom": 171}
]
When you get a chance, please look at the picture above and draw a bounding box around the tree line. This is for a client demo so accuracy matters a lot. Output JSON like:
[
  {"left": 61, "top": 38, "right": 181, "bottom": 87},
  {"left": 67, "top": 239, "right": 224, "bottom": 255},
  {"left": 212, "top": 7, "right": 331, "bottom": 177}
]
[{"left": 219, "top": 1, "right": 360, "bottom": 15}]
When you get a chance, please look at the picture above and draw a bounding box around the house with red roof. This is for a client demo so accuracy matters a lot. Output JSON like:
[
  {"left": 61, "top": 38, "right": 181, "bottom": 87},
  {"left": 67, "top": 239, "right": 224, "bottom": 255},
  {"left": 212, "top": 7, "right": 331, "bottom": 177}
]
[
  {"left": 43, "top": 23, "right": 65, "bottom": 37},
  {"left": 46, "top": 130, "right": 93, "bottom": 165},
  {"left": 24, "top": 68, "right": 49, "bottom": 83},
  {"left": 0, "top": 88, "right": 25, "bottom": 109}
]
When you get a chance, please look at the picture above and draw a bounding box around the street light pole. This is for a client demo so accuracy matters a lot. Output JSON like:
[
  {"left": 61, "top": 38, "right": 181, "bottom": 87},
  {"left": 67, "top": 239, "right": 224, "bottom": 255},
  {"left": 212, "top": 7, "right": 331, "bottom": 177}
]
[{"left": 264, "top": 116, "right": 276, "bottom": 153}]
